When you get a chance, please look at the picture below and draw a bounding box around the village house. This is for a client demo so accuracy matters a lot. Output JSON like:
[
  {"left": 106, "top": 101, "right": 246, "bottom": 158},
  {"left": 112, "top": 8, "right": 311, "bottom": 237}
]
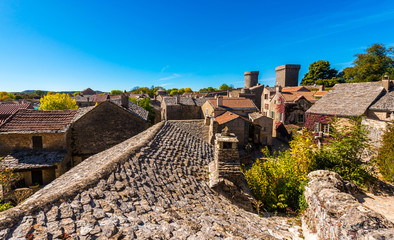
[
  {"left": 0, "top": 100, "right": 148, "bottom": 188},
  {"left": 161, "top": 96, "right": 206, "bottom": 120},
  {"left": 306, "top": 77, "right": 393, "bottom": 146},
  {"left": 0, "top": 103, "right": 34, "bottom": 125},
  {"left": 248, "top": 112, "right": 273, "bottom": 145},
  {"left": 201, "top": 96, "right": 258, "bottom": 119}
]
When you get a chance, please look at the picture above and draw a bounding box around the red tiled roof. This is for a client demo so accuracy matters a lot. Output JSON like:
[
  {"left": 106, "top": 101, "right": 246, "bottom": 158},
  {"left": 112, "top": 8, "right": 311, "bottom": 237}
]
[
  {"left": 313, "top": 91, "right": 327, "bottom": 96},
  {"left": 0, "top": 103, "right": 33, "bottom": 115},
  {"left": 208, "top": 97, "right": 257, "bottom": 109},
  {"left": 215, "top": 111, "right": 250, "bottom": 125},
  {"left": 0, "top": 109, "right": 78, "bottom": 133},
  {"left": 280, "top": 91, "right": 317, "bottom": 102}
]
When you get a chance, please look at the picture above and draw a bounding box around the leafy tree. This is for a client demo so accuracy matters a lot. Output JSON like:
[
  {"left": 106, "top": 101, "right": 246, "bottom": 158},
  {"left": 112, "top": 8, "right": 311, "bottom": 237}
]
[
  {"left": 39, "top": 93, "right": 78, "bottom": 110},
  {"left": 343, "top": 43, "right": 394, "bottom": 82},
  {"left": 375, "top": 122, "right": 394, "bottom": 183},
  {"left": 110, "top": 90, "right": 123, "bottom": 95},
  {"left": 199, "top": 87, "right": 217, "bottom": 92},
  {"left": 301, "top": 60, "right": 343, "bottom": 87},
  {"left": 219, "top": 84, "right": 233, "bottom": 90},
  {"left": 184, "top": 88, "right": 193, "bottom": 93},
  {"left": 72, "top": 92, "right": 80, "bottom": 97},
  {"left": 34, "top": 90, "right": 46, "bottom": 97},
  {"left": 130, "top": 97, "right": 155, "bottom": 124},
  {"left": 0, "top": 92, "right": 15, "bottom": 101}
]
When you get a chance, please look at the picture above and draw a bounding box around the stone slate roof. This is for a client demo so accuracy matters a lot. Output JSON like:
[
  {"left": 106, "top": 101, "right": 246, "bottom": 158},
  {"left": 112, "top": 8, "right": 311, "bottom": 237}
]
[
  {"left": 110, "top": 99, "right": 149, "bottom": 121},
  {"left": 80, "top": 88, "right": 96, "bottom": 95},
  {"left": 215, "top": 111, "right": 250, "bottom": 125},
  {"left": 307, "top": 82, "right": 385, "bottom": 117},
  {"left": 163, "top": 96, "right": 206, "bottom": 106},
  {"left": 0, "top": 151, "right": 66, "bottom": 170},
  {"left": 369, "top": 90, "right": 394, "bottom": 111},
  {"left": 208, "top": 97, "right": 258, "bottom": 110},
  {"left": 248, "top": 112, "right": 266, "bottom": 121},
  {"left": 0, "top": 121, "right": 300, "bottom": 239},
  {"left": 0, "top": 109, "right": 78, "bottom": 134}
]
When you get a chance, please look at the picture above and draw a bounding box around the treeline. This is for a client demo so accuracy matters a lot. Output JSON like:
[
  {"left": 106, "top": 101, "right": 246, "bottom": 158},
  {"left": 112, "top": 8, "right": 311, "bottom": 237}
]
[
  {"left": 301, "top": 43, "right": 394, "bottom": 87},
  {"left": 130, "top": 83, "right": 234, "bottom": 96}
]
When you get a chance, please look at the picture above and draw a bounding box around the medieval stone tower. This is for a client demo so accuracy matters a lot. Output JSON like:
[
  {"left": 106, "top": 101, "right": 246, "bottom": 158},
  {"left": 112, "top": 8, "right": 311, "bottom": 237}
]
[
  {"left": 275, "top": 64, "right": 301, "bottom": 87},
  {"left": 244, "top": 71, "right": 259, "bottom": 88}
]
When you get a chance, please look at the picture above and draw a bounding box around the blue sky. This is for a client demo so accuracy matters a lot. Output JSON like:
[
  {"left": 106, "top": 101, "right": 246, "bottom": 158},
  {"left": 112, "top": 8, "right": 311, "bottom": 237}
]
[{"left": 1, "top": 0, "right": 394, "bottom": 92}]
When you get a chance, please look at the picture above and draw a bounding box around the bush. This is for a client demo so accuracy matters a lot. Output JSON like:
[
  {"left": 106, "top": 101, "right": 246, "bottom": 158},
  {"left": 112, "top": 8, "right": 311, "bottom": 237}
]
[
  {"left": 375, "top": 122, "right": 394, "bottom": 183},
  {"left": 0, "top": 202, "right": 13, "bottom": 212},
  {"left": 245, "top": 117, "right": 373, "bottom": 213},
  {"left": 39, "top": 93, "right": 78, "bottom": 110}
]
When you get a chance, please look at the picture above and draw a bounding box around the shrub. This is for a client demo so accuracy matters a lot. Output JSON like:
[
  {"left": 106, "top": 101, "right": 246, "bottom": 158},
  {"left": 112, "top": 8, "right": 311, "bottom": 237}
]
[
  {"left": 375, "top": 122, "right": 394, "bottom": 183},
  {"left": 39, "top": 93, "right": 78, "bottom": 110},
  {"left": 0, "top": 202, "right": 13, "bottom": 212}
]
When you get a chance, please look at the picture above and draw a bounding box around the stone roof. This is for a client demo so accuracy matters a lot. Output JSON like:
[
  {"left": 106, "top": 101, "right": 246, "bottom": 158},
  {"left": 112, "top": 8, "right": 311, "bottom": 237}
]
[
  {"left": 80, "top": 88, "right": 96, "bottom": 95},
  {"left": 0, "top": 151, "right": 66, "bottom": 170},
  {"left": 0, "top": 121, "right": 301, "bottom": 239},
  {"left": 110, "top": 99, "right": 149, "bottom": 121},
  {"left": 0, "top": 109, "right": 78, "bottom": 134},
  {"left": 215, "top": 111, "right": 250, "bottom": 125},
  {"left": 163, "top": 96, "right": 206, "bottom": 106},
  {"left": 307, "top": 82, "right": 385, "bottom": 117},
  {"left": 248, "top": 112, "right": 265, "bottom": 121},
  {"left": 281, "top": 86, "right": 310, "bottom": 92},
  {"left": 369, "top": 90, "right": 394, "bottom": 111},
  {"left": 207, "top": 97, "right": 258, "bottom": 110}
]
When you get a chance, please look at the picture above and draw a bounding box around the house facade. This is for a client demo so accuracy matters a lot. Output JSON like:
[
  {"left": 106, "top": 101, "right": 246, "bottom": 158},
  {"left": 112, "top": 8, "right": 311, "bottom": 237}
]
[{"left": 161, "top": 96, "right": 206, "bottom": 120}]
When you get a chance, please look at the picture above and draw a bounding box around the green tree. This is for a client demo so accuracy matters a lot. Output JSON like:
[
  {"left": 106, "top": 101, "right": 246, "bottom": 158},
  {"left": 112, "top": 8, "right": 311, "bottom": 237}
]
[
  {"left": 219, "top": 84, "right": 233, "bottom": 90},
  {"left": 0, "top": 92, "right": 15, "bottom": 101},
  {"left": 301, "top": 60, "right": 342, "bottom": 87},
  {"left": 375, "top": 122, "right": 394, "bottom": 183},
  {"left": 39, "top": 93, "right": 78, "bottom": 110},
  {"left": 110, "top": 90, "right": 123, "bottom": 95},
  {"left": 343, "top": 43, "right": 394, "bottom": 82}
]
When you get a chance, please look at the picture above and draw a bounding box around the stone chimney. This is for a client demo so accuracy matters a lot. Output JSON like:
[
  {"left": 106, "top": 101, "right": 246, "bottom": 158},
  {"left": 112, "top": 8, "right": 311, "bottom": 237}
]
[
  {"left": 175, "top": 95, "right": 180, "bottom": 105},
  {"left": 121, "top": 91, "right": 129, "bottom": 109},
  {"left": 318, "top": 85, "right": 325, "bottom": 91},
  {"left": 275, "top": 64, "right": 301, "bottom": 87},
  {"left": 217, "top": 96, "right": 223, "bottom": 107},
  {"left": 244, "top": 71, "right": 259, "bottom": 88},
  {"left": 382, "top": 74, "right": 391, "bottom": 91},
  {"left": 208, "top": 129, "right": 254, "bottom": 212},
  {"left": 275, "top": 85, "right": 282, "bottom": 93}
]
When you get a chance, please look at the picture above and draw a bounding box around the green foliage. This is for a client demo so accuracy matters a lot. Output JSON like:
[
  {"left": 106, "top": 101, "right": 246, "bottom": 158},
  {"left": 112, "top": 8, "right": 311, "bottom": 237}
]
[
  {"left": 34, "top": 90, "right": 47, "bottom": 97},
  {"left": 110, "top": 90, "right": 123, "bottom": 95},
  {"left": 301, "top": 60, "right": 343, "bottom": 87},
  {"left": 199, "top": 87, "right": 217, "bottom": 92},
  {"left": 245, "top": 118, "right": 372, "bottom": 212},
  {"left": 219, "top": 84, "right": 233, "bottom": 91},
  {"left": 130, "top": 97, "right": 155, "bottom": 124},
  {"left": 0, "top": 202, "right": 13, "bottom": 212},
  {"left": 0, "top": 92, "right": 15, "bottom": 101},
  {"left": 131, "top": 86, "right": 165, "bottom": 96},
  {"left": 39, "top": 93, "right": 78, "bottom": 110},
  {"left": 343, "top": 43, "right": 394, "bottom": 82},
  {"left": 375, "top": 122, "right": 394, "bottom": 183}
]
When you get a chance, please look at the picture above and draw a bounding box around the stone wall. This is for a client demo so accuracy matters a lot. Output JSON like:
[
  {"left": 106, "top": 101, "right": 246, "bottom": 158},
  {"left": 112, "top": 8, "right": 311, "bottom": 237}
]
[
  {"left": 304, "top": 170, "right": 394, "bottom": 239},
  {"left": 0, "top": 132, "right": 67, "bottom": 156},
  {"left": 217, "top": 118, "right": 249, "bottom": 146},
  {"left": 362, "top": 118, "right": 388, "bottom": 149},
  {"left": 71, "top": 102, "right": 148, "bottom": 157},
  {"left": 163, "top": 105, "right": 203, "bottom": 120}
]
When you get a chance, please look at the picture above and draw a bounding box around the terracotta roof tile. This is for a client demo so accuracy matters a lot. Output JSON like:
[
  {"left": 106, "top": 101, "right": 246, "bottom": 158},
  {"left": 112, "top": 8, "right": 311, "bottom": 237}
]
[
  {"left": 215, "top": 111, "right": 250, "bottom": 125},
  {"left": 0, "top": 103, "right": 33, "bottom": 115},
  {"left": 208, "top": 97, "right": 257, "bottom": 109},
  {"left": 280, "top": 91, "right": 317, "bottom": 102},
  {"left": 0, "top": 109, "right": 78, "bottom": 133},
  {"left": 281, "top": 86, "right": 309, "bottom": 92}
]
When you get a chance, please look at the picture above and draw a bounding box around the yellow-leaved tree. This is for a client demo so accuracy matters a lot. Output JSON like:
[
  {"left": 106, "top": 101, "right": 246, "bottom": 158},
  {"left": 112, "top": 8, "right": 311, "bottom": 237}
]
[{"left": 39, "top": 93, "right": 78, "bottom": 110}]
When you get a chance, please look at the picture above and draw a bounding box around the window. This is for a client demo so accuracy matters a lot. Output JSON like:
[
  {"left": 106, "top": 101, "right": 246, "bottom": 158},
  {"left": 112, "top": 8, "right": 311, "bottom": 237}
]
[
  {"left": 264, "top": 94, "right": 268, "bottom": 100},
  {"left": 32, "top": 136, "right": 43, "bottom": 150},
  {"left": 223, "top": 142, "right": 232, "bottom": 149},
  {"left": 314, "top": 122, "right": 320, "bottom": 133},
  {"left": 31, "top": 170, "right": 43, "bottom": 185},
  {"left": 265, "top": 104, "right": 269, "bottom": 110},
  {"left": 270, "top": 111, "right": 275, "bottom": 119},
  {"left": 278, "top": 113, "right": 283, "bottom": 122},
  {"left": 322, "top": 124, "right": 330, "bottom": 134},
  {"left": 297, "top": 114, "right": 305, "bottom": 123},
  {"left": 274, "top": 100, "right": 276, "bottom": 104}
]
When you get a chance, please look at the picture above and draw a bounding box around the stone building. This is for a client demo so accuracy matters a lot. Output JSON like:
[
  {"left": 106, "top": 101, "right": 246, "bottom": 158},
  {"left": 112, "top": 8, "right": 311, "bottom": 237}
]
[
  {"left": 0, "top": 121, "right": 304, "bottom": 239},
  {"left": 0, "top": 103, "right": 34, "bottom": 124},
  {"left": 0, "top": 101, "right": 148, "bottom": 187},
  {"left": 161, "top": 96, "right": 206, "bottom": 120},
  {"left": 275, "top": 64, "right": 301, "bottom": 87},
  {"left": 306, "top": 78, "right": 393, "bottom": 147},
  {"left": 248, "top": 112, "right": 273, "bottom": 145},
  {"left": 201, "top": 96, "right": 258, "bottom": 119},
  {"left": 80, "top": 88, "right": 96, "bottom": 95}
]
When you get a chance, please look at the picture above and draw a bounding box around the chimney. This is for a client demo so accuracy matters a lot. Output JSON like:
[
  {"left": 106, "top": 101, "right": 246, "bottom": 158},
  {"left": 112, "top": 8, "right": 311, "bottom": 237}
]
[
  {"left": 244, "top": 71, "right": 259, "bottom": 88},
  {"left": 217, "top": 96, "right": 223, "bottom": 107},
  {"left": 121, "top": 91, "right": 129, "bottom": 109},
  {"left": 318, "top": 85, "right": 325, "bottom": 91},
  {"left": 275, "top": 85, "right": 282, "bottom": 93},
  {"left": 175, "top": 95, "right": 180, "bottom": 105},
  {"left": 382, "top": 74, "right": 391, "bottom": 91}
]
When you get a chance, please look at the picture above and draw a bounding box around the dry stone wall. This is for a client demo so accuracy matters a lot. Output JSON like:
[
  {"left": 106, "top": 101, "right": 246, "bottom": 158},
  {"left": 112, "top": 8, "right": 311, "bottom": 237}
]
[{"left": 304, "top": 170, "right": 394, "bottom": 240}]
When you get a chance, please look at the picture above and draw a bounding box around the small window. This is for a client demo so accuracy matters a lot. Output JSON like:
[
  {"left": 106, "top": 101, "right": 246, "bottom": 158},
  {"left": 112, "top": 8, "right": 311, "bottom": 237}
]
[
  {"left": 264, "top": 94, "right": 268, "bottom": 100},
  {"left": 270, "top": 111, "right": 275, "bottom": 119},
  {"left": 274, "top": 100, "right": 276, "bottom": 104},
  {"left": 322, "top": 124, "right": 330, "bottom": 134},
  {"left": 265, "top": 104, "right": 269, "bottom": 110},
  {"left": 314, "top": 123, "right": 320, "bottom": 133},
  {"left": 297, "top": 114, "right": 305, "bottom": 123},
  {"left": 32, "top": 136, "right": 43, "bottom": 150},
  {"left": 278, "top": 113, "right": 283, "bottom": 122},
  {"left": 223, "top": 142, "right": 232, "bottom": 149}
]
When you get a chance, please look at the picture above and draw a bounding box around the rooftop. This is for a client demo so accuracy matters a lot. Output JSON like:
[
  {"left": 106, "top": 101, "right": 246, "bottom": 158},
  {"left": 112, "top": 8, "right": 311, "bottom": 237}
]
[
  {"left": 369, "top": 89, "right": 394, "bottom": 111},
  {"left": 307, "top": 81, "right": 385, "bottom": 116},
  {"left": 0, "top": 151, "right": 66, "bottom": 170},
  {"left": 207, "top": 97, "right": 257, "bottom": 110},
  {"left": 215, "top": 111, "right": 250, "bottom": 125}
]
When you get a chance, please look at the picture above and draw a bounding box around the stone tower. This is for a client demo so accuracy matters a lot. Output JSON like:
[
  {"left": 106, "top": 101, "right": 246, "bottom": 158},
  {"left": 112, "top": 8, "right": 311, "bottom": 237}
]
[
  {"left": 244, "top": 71, "right": 259, "bottom": 88},
  {"left": 275, "top": 64, "right": 301, "bottom": 87}
]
